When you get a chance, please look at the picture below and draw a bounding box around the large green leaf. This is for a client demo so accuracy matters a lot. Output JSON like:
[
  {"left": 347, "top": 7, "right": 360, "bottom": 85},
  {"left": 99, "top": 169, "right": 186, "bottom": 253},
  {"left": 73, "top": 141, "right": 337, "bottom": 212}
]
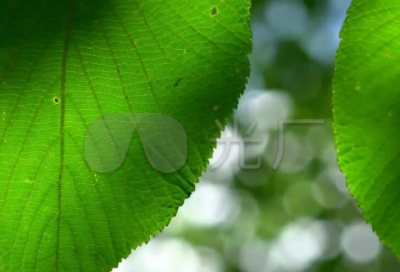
[
  {"left": 0, "top": 1, "right": 251, "bottom": 271},
  {"left": 333, "top": 0, "right": 400, "bottom": 258}
]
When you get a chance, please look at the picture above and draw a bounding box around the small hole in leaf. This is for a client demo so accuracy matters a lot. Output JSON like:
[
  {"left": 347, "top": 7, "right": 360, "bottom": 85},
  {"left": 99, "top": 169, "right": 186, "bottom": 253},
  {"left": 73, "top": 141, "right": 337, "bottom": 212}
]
[
  {"left": 54, "top": 97, "right": 60, "bottom": 104},
  {"left": 211, "top": 7, "right": 218, "bottom": 16}
]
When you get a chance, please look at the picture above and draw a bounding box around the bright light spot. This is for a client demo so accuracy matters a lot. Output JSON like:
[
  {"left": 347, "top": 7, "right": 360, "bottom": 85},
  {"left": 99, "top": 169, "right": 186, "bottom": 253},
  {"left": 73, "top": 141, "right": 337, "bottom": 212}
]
[
  {"left": 239, "top": 240, "right": 269, "bottom": 272},
  {"left": 243, "top": 130, "right": 270, "bottom": 161},
  {"left": 302, "top": 25, "right": 339, "bottom": 64},
  {"left": 313, "top": 220, "right": 342, "bottom": 260},
  {"left": 239, "top": 220, "right": 335, "bottom": 272},
  {"left": 264, "top": 0, "right": 309, "bottom": 40},
  {"left": 265, "top": 131, "right": 314, "bottom": 173},
  {"left": 328, "top": 0, "right": 352, "bottom": 37},
  {"left": 277, "top": 219, "right": 325, "bottom": 270},
  {"left": 207, "top": 126, "right": 242, "bottom": 179},
  {"left": 236, "top": 90, "right": 293, "bottom": 131},
  {"left": 112, "top": 238, "right": 204, "bottom": 272},
  {"left": 341, "top": 221, "right": 382, "bottom": 263},
  {"left": 301, "top": 0, "right": 351, "bottom": 64},
  {"left": 177, "top": 181, "right": 239, "bottom": 227},
  {"left": 240, "top": 219, "right": 326, "bottom": 272},
  {"left": 327, "top": 167, "right": 349, "bottom": 194},
  {"left": 312, "top": 167, "right": 350, "bottom": 209}
]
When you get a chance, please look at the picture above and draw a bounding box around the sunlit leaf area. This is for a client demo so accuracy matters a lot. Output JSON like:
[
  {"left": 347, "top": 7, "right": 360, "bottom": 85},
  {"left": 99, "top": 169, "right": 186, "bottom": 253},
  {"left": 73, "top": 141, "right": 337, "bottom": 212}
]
[{"left": 111, "top": 0, "right": 400, "bottom": 272}]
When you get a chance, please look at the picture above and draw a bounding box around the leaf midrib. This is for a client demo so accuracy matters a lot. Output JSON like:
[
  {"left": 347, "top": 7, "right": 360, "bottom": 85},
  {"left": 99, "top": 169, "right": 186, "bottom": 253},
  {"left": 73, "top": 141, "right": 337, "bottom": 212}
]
[{"left": 56, "top": 0, "right": 75, "bottom": 269}]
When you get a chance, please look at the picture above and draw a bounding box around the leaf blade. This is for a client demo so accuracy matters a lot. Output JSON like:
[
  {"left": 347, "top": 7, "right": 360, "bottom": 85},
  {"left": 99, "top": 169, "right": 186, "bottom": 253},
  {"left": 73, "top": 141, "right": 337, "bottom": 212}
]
[
  {"left": 333, "top": 0, "right": 400, "bottom": 259},
  {"left": 0, "top": 1, "right": 251, "bottom": 271}
]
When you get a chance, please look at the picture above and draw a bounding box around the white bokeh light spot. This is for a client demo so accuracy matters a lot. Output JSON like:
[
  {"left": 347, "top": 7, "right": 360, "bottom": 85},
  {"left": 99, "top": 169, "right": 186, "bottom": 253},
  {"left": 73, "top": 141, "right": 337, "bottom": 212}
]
[{"left": 340, "top": 221, "right": 382, "bottom": 263}]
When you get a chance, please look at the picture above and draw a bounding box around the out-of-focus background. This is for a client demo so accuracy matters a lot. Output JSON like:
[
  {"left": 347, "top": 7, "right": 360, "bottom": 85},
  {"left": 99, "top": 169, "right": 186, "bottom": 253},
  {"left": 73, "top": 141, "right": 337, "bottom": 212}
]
[{"left": 113, "top": 0, "right": 400, "bottom": 271}]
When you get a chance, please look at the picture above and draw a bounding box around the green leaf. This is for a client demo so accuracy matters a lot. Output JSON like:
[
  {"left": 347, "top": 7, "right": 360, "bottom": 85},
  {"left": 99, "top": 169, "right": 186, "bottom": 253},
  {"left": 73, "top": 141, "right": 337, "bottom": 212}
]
[
  {"left": 0, "top": 1, "right": 251, "bottom": 271},
  {"left": 333, "top": 0, "right": 400, "bottom": 258}
]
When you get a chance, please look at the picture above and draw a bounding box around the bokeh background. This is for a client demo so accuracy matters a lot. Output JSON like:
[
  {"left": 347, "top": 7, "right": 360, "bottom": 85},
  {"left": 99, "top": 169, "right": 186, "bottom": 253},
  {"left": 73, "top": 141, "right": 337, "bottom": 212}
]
[{"left": 113, "top": 0, "right": 400, "bottom": 271}]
